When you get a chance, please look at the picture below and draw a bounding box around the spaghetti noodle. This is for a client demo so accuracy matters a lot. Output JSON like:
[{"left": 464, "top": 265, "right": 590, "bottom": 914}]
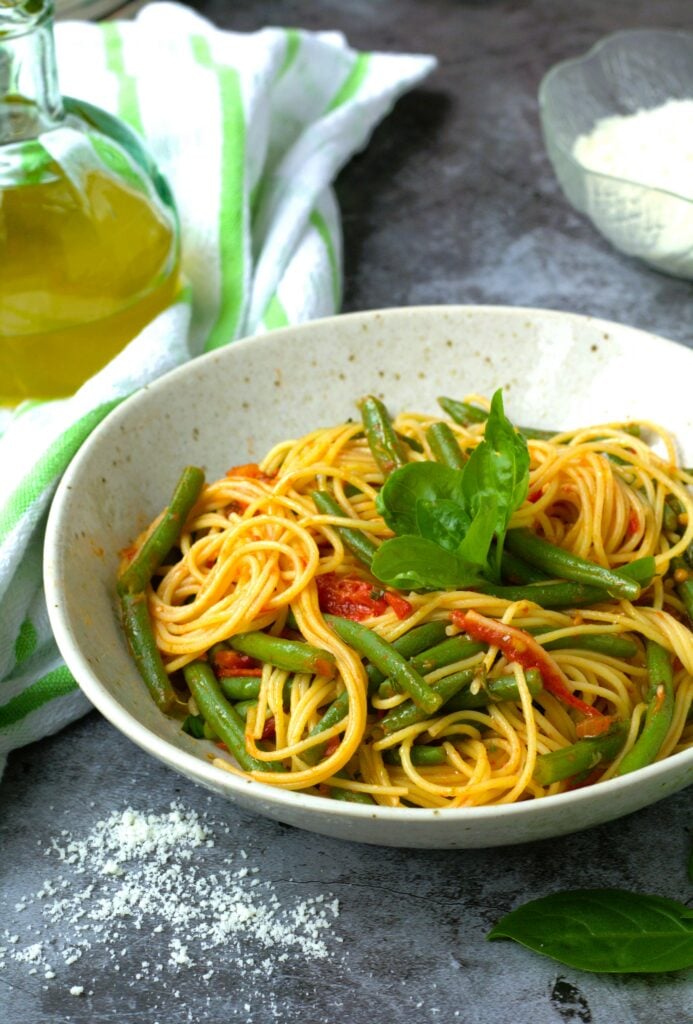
[{"left": 118, "top": 393, "right": 693, "bottom": 808}]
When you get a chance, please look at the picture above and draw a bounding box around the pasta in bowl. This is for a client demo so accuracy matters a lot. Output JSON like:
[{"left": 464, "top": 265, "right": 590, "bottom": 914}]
[
  {"left": 45, "top": 306, "right": 693, "bottom": 847},
  {"left": 116, "top": 390, "right": 692, "bottom": 808}
]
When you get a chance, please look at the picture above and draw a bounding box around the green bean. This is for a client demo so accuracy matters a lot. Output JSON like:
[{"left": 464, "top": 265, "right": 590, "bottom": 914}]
[
  {"left": 415, "top": 636, "right": 486, "bottom": 673},
  {"left": 615, "top": 641, "right": 675, "bottom": 777},
  {"left": 536, "top": 632, "right": 639, "bottom": 659},
  {"left": 384, "top": 745, "right": 447, "bottom": 766},
  {"left": 505, "top": 528, "right": 641, "bottom": 599},
  {"left": 218, "top": 675, "right": 262, "bottom": 701},
  {"left": 396, "top": 430, "right": 424, "bottom": 454},
  {"left": 303, "top": 623, "right": 452, "bottom": 765},
  {"left": 326, "top": 614, "right": 442, "bottom": 714},
  {"left": 117, "top": 466, "right": 205, "bottom": 596},
  {"left": 437, "top": 396, "right": 556, "bottom": 441},
  {"left": 182, "top": 714, "right": 206, "bottom": 738},
  {"left": 426, "top": 422, "right": 467, "bottom": 470},
  {"left": 232, "top": 699, "right": 258, "bottom": 721},
  {"left": 663, "top": 501, "right": 681, "bottom": 534},
  {"left": 365, "top": 621, "right": 449, "bottom": 691},
  {"left": 119, "top": 591, "right": 176, "bottom": 712},
  {"left": 312, "top": 490, "right": 378, "bottom": 568},
  {"left": 183, "top": 661, "right": 282, "bottom": 773},
  {"left": 533, "top": 724, "right": 628, "bottom": 785},
  {"left": 437, "top": 396, "right": 488, "bottom": 425},
  {"left": 229, "top": 631, "right": 336, "bottom": 677},
  {"left": 500, "top": 548, "right": 549, "bottom": 585},
  {"left": 673, "top": 557, "right": 693, "bottom": 625},
  {"left": 380, "top": 636, "right": 486, "bottom": 696},
  {"left": 381, "top": 669, "right": 476, "bottom": 734},
  {"left": 327, "top": 784, "right": 376, "bottom": 805},
  {"left": 445, "top": 668, "right": 543, "bottom": 711},
  {"left": 301, "top": 689, "right": 350, "bottom": 766},
  {"left": 359, "top": 395, "right": 408, "bottom": 475}
]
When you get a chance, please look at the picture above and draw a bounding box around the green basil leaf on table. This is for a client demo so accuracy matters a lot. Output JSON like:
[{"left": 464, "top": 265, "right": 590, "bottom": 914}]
[{"left": 487, "top": 889, "right": 693, "bottom": 974}]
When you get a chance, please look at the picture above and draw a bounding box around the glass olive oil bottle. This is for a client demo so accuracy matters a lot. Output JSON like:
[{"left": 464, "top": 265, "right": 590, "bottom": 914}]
[{"left": 0, "top": 0, "right": 180, "bottom": 405}]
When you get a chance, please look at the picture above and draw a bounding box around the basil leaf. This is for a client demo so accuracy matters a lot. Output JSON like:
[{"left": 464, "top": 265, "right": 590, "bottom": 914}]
[
  {"left": 371, "top": 535, "right": 484, "bottom": 590},
  {"left": 488, "top": 889, "right": 693, "bottom": 973},
  {"left": 462, "top": 390, "right": 530, "bottom": 548},
  {"left": 416, "top": 498, "right": 470, "bottom": 552},
  {"left": 377, "top": 463, "right": 463, "bottom": 536},
  {"left": 457, "top": 494, "right": 498, "bottom": 570}
]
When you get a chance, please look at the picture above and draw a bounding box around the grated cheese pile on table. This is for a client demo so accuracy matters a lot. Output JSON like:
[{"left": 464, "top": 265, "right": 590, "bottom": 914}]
[{"left": 0, "top": 802, "right": 341, "bottom": 1002}]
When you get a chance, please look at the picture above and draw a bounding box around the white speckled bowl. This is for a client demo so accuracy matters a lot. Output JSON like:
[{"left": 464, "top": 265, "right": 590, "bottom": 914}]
[{"left": 45, "top": 306, "right": 693, "bottom": 848}]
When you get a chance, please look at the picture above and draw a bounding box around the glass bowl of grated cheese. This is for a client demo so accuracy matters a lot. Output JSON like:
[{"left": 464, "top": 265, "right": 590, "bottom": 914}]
[{"left": 539, "top": 28, "right": 693, "bottom": 279}]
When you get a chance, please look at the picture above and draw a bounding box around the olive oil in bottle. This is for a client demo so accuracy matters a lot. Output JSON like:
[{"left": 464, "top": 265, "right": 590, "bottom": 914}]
[{"left": 0, "top": 1, "right": 180, "bottom": 405}]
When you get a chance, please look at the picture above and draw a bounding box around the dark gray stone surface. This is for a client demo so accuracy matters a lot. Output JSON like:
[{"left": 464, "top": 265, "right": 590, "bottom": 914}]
[{"left": 2, "top": 2, "right": 693, "bottom": 1022}]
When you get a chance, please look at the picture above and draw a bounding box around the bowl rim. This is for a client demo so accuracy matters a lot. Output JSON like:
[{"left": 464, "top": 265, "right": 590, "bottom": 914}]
[
  {"left": 44, "top": 304, "right": 693, "bottom": 830},
  {"left": 538, "top": 26, "right": 693, "bottom": 205}
]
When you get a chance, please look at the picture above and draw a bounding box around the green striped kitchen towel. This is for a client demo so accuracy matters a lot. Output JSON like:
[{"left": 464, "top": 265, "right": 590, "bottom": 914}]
[{"left": 0, "top": 2, "right": 436, "bottom": 775}]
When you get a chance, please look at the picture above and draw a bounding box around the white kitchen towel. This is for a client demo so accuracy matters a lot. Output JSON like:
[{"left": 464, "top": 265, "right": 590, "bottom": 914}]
[{"left": 0, "top": 1, "right": 435, "bottom": 774}]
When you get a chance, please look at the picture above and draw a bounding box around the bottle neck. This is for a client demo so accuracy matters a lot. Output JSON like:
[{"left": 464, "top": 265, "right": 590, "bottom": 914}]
[{"left": 0, "top": 0, "right": 63, "bottom": 144}]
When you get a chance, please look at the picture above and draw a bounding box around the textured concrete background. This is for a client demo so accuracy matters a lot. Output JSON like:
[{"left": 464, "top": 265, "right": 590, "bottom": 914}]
[{"left": 2, "top": 1, "right": 693, "bottom": 1022}]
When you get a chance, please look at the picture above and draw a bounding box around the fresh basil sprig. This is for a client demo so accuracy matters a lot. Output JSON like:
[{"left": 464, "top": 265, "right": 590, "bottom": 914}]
[
  {"left": 487, "top": 889, "right": 693, "bottom": 973},
  {"left": 372, "top": 389, "right": 530, "bottom": 590}
]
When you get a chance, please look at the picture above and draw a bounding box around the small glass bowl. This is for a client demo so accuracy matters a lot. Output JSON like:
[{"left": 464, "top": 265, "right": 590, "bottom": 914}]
[{"left": 539, "top": 29, "right": 693, "bottom": 279}]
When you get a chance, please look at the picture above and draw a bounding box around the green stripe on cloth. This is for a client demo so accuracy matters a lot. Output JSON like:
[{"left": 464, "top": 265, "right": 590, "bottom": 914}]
[
  {"left": 278, "top": 27, "right": 301, "bottom": 79},
  {"left": 191, "top": 35, "right": 247, "bottom": 352},
  {"left": 309, "top": 209, "right": 341, "bottom": 308},
  {"left": 14, "top": 619, "right": 38, "bottom": 666},
  {"left": 102, "top": 23, "right": 144, "bottom": 134},
  {"left": 0, "top": 398, "right": 123, "bottom": 545},
  {"left": 0, "top": 666, "right": 77, "bottom": 729},
  {"left": 263, "top": 294, "right": 289, "bottom": 330},
  {"left": 326, "top": 53, "right": 372, "bottom": 112}
]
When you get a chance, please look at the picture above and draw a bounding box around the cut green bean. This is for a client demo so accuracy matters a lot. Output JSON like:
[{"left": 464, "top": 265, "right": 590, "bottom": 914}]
[
  {"left": 218, "top": 675, "right": 262, "bottom": 701},
  {"left": 426, "top": 421, "right": 467, "bottom": 470},
  {"left": 229, "top": 632, "right": 336, "bottom": 677},
  {"left": 326, "top": 614, "right": 442, "bottom": 714},
  {"left": 673, "top": 557, "right": 693, "bottom": 625},
  {"left": 533, "top": 723, "right": 628, "bottom": 785},
  {"left": 476, "top": 580, "right": 601, "bottom": 608},
  {"left": 183, "top": 661, "right": 282, "bottom": 773},
  {"left": 663, "top": 502, "right": 680, "bottom": 534},
  {"left": 182, "top": 714, "right": 206, "bottom": 738},
  {"left": 615, "top": 641, "right": 675, "bottom": 777},
  {"left": 380, "top": 635, "right": 486, "bottom": 696},
  {"left": 359, "top": 395, "right": 408, "bottom": 475},
  {"left": 117, "top": 466, "right": 205, "bottom": 596},
  {"left": 381, "top": 669, "right": 476, "bottom": 734},
  {"left": 499, "top": 548, "right": 549, "bottom": 585},
  {"left": 384, "top": 745, "right": 447, "bottom": 766},
  {"left": 505, "top": 529, "right": 641, "bottom": 599},
  {"left": 232, "top": 699, "right": 259, "bottom": 721},
  {"left": 445, "top": 667, "right": 543, "bottom": 711},
  {"left": 396, "top": 430, "right": 424, "bottom": 454},
  {"left": 366, "top": 621, "right": 449, "bottom": 691},
  {"left": 120, "top": 591, "right": 176, "bottom": 712},
  {"left": 301, "top": 689, "right": 351, "bottom": 766},
  {"left": 437, "top": 396, "right": 488, "bottom": 425},
  {"left": 327, "top": 785, "right": 376, "bottom": 805},
  {"left": 437, "top": 396, "right": 556, "bottom": 441},
  {"left": 312, "top": 490, "right": 378, "bottom": 568},
  {"left": 534, "top": 632, "right": 639, "bottom": 659}
]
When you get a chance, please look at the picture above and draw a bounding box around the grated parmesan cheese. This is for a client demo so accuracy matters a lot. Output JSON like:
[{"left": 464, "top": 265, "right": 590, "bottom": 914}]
[
  {"left": 572, "top": 98, "right": 693, "bottom": 200},
  {"left": 0, "top": 802, "right": 342, "bottom": 1006}
]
